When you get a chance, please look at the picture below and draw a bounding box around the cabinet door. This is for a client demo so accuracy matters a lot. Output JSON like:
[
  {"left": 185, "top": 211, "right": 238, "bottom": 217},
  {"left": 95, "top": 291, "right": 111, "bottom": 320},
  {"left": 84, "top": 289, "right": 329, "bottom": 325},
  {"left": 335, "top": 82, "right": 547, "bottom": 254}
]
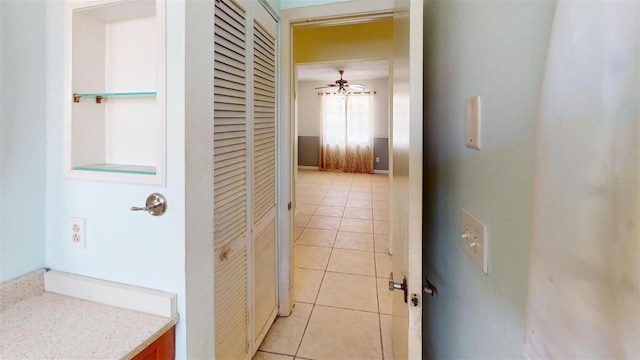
[
  {"left": 213, "top": 0, "right": 250, "bottom": 359},
  {"left": 131, "top": 326, "right": 175, "bottom": 360}
]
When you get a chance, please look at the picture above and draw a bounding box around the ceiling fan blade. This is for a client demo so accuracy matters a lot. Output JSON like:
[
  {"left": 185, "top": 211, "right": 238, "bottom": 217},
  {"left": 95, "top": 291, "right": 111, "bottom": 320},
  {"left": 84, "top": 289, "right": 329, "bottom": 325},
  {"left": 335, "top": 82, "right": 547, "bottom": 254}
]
[
  {"left": 315, "top": 72, "right": 367, "bottom": 92},
  {"left": 315, "top": 84, "right": 338, "bottom": 90}
]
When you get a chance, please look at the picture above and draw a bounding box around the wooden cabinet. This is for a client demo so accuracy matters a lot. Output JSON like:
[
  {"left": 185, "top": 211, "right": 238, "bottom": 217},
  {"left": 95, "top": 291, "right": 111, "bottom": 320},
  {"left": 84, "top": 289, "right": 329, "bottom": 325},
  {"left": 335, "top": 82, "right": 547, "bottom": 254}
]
[
  {"left": 64, "top": 0, "right": 166, "bottom": 185},
  {"left": 132, "top": 326, "right": 175, "bottom": 360}
]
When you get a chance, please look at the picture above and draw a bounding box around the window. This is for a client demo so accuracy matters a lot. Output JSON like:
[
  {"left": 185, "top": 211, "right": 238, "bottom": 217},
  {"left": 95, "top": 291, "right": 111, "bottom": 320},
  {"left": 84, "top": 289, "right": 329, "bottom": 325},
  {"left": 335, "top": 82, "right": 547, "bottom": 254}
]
[{"left": 319, "top": 93, "right": 374, "bottom": 173}]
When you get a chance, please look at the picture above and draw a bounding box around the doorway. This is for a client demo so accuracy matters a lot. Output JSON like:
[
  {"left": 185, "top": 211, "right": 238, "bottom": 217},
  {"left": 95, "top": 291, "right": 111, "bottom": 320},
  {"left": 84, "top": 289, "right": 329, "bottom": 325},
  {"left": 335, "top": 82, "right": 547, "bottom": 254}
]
[
  {"left": 258, "top": 2, "right": 398, "bottom": 359},
  {"left": 276, "top": 0, "right": 396, "bottom": 317}
]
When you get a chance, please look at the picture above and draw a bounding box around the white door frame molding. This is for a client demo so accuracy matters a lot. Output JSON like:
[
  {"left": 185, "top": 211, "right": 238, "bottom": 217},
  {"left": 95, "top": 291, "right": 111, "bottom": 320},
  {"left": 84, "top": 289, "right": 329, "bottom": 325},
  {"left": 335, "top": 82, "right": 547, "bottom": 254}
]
[{"left": 277, "top": 0, "right": 395, "bottom": 316}]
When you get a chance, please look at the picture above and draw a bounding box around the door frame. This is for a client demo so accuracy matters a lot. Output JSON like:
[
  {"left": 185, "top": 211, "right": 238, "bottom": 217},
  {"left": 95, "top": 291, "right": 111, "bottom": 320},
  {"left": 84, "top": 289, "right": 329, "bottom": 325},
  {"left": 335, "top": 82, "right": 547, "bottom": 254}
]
[{"left": 277, "top": 0, "right": 396, "bottom": 316}]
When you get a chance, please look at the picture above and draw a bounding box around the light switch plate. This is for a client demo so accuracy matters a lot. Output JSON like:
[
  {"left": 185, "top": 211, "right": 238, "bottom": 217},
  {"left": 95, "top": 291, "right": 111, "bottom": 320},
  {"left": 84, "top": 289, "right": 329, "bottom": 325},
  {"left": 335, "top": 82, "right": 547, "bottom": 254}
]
[
  {"left": 465, "top": 96, "right": 481, "bottom": 149},
  {"left": 461, "top": 207, "right": 487, "bottom": 273}
]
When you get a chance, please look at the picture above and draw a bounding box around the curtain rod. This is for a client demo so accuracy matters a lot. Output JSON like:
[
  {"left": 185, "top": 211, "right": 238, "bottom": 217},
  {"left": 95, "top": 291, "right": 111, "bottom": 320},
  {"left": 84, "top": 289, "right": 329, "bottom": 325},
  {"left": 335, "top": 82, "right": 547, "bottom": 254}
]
[{"left": 317, "top": 91, "right": 377, "bottom": 95}]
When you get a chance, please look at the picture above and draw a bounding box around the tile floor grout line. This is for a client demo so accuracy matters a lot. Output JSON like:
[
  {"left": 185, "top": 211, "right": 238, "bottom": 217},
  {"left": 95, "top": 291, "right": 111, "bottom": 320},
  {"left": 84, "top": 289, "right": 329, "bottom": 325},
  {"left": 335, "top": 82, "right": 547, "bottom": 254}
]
[
  {"left": 293, "top": 302, "right": 317, "bottom": 360},
  {"left": 310, "top": 303, "right": 382, "bottom": 315},
  {"left": 256, "top": 349, "right": 297, "bottom": 358},
  {"left": 373, "top": 195, "right": 387, "bottom": 360},
  {"left": 378, "top": 313, "right": 386, "bottom": 360},
  {"left": 325, "top": 245, "right": 376, "bottom": 254},
  {"left": 294, "top": 243, "right": 335, "bottom": 250},
  {"left": 283, "top": 171, "right": 390, "bottom": 360},
  {"left": 325, "top": 181, "right": 380, "bottom": 316},
  {"left": 322, "top": 269, "right": 376, "bottom": 278},
  {"left": 324, "top": 270, "right": 376, "bottom": 277},
  {"left": 292, "top": 209, "right": 336, "bottom": 360}
]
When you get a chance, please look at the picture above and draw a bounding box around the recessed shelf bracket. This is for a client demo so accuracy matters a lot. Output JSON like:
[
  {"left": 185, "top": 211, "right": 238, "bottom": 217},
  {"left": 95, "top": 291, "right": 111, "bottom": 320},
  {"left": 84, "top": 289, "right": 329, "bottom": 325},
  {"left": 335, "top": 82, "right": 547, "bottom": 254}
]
[{"left": 73, "top": 92, "right": 156, "bottom": 104}]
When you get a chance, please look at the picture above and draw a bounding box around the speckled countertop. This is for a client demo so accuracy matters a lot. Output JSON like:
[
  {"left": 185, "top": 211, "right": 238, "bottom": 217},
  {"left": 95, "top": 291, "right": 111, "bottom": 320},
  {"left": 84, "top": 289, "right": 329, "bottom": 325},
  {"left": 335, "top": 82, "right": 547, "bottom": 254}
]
[{"left": 0, "top": 270, "right": 178, "bottom": 360}]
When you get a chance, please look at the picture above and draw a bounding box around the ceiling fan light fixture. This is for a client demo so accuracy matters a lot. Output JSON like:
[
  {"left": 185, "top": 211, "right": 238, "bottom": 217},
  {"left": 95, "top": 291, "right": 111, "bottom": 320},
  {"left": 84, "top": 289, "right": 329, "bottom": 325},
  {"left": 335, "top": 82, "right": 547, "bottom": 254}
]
[{"left": 315, "top": 70, "right": 365, "bottom": 93}]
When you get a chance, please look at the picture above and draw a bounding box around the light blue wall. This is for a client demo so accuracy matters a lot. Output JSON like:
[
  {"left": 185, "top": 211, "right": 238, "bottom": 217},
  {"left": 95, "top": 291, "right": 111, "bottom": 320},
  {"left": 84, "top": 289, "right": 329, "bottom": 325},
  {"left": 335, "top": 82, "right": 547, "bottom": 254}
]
[
  {"left": 44, "top": 1, "right": 187, "bottom": 357},
  {"left": 281, "top": 0, "right": 351, "bottom": 10},
  {"left": 0, "top": 0, "right": 47, "bottom": 281},
  {"left": 2, "top": 0, "right": 285, "bottom": 357},
  {"left": 422, "top": 1, "right": 555, "bottom": 358}
]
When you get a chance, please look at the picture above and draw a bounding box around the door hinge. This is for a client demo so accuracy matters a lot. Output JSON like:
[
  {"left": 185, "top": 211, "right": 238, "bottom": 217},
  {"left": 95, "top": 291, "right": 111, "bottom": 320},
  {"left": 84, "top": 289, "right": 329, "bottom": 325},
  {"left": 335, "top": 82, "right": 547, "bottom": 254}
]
[{"left": 287, "top": 202, "right": 292, "bottom": 211}]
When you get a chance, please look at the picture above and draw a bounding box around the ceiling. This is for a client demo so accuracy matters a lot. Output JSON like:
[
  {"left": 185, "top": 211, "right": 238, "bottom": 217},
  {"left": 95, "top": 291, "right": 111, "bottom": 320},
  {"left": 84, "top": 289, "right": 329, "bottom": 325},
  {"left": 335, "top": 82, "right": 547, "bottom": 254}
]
[{"left": 296, "top": 59, "right": 389, "bottom": 82}]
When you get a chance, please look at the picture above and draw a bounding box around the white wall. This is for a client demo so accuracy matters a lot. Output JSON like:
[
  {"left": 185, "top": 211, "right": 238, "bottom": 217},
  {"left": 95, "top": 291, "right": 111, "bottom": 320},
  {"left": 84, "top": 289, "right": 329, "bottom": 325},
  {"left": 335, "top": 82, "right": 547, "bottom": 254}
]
[
  {"left": 44, "top": 1, "right": 187, "bottom": 357},
  {"left": 297, "top": 78, "right": 389, "bottom": 138},
  {"left": 264, "top": 0, "right": 280, "bottom": 13},
  {"left": 422, "top": 1, "right": 555, "bottom": 358},
  {"left": 281, "top": 0, "right": 351, "bottom": 10},
  {"left": 184, "top": 0, "right": 215, "bottom": 357},
  {"left": 0, "top": 0, "right": 47, "bottom": 282}
]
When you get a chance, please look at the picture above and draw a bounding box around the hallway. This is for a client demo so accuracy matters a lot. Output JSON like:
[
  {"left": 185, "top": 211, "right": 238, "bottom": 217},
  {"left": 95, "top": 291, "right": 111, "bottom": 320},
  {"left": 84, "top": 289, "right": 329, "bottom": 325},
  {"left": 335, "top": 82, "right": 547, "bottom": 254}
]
[{"left": 255, "top": 170, "right": 394, "bottom": 360}]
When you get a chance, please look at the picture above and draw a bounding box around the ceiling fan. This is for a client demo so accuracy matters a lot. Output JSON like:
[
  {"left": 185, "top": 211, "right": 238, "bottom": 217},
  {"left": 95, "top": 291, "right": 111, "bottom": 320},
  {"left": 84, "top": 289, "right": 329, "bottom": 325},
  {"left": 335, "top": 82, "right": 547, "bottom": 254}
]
[{"left": 315, "top": 70, "right": 365, "bottom": 93}]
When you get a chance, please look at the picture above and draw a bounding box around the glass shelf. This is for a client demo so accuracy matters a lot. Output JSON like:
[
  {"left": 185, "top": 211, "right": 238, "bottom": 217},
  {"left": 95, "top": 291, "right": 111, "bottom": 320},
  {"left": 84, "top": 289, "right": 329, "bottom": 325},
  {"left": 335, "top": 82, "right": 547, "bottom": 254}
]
[
  {"left": 73, "top": 91, "right": 156, "bottom": 103},
  {"left": 74, "top": 163, "right": 156, "bottom": 175}
]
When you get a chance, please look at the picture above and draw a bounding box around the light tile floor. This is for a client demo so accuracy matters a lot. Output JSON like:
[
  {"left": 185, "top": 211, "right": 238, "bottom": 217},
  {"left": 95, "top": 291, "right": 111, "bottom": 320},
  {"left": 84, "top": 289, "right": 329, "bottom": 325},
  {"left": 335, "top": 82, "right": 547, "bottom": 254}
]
[{"left": 256, "top": 170, "right": 394, "bottom": 360}]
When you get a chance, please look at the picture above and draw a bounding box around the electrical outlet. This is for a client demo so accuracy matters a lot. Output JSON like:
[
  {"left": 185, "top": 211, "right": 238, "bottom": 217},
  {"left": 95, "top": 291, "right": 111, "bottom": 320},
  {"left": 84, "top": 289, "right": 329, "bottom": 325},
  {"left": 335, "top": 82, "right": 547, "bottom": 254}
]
[
  {"left": 376, "top": 157, "right": 380, "bottom": 163},
  {"left": 70, "top": 217, "right": 86, "bottom": 248}
]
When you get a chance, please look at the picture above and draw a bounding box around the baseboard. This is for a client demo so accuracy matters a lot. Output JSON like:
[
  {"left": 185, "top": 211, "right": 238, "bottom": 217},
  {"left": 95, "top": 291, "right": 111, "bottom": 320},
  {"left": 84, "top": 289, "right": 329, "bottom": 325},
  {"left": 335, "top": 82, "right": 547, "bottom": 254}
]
[
  {"left": 44, "top": 270, "right": 177, "bottom": 317},
  {"left": 298, "top": 166, "right": 388, "bottom": 174}
]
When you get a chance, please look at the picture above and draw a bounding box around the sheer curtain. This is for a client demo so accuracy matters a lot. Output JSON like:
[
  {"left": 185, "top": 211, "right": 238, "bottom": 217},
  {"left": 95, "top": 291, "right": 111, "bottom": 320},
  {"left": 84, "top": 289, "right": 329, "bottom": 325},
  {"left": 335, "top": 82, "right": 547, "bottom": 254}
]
[
  {"left": 319, "top": 93, "right": 374, "bottom": 173},
  {"left": 523, "top": 1, "right": 639, "bottom": 358}
]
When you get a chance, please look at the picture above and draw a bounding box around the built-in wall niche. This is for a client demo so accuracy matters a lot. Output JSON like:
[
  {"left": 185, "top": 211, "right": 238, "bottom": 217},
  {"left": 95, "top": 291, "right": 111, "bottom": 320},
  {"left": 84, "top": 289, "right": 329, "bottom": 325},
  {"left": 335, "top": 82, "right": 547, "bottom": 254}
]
[{"left": 64, "top": 0, "right": 166, "bottom": 185}]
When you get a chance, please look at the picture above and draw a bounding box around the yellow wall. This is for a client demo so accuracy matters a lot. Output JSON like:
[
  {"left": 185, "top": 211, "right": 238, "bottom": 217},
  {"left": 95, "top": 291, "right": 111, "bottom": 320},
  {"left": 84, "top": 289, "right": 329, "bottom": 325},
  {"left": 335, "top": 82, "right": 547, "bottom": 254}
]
[{"left": 293, "top": 19, "right": 393, "bottom": 63}]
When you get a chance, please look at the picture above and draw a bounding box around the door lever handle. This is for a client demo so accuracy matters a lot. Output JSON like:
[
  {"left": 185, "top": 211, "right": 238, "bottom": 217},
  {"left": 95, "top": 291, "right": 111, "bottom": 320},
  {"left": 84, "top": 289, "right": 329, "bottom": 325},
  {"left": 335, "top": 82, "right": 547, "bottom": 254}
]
[
  {"left": 389, "top": 281, "right": 405, "bottom": 291},
  {"left": 423, "top": 279, "right": 438, "bottom": 297},
  {"left": 388, "top": 272, "right": 408, "bottom": 303},
  {"left": 130, "top": 193, "right": 167, "bottom": 216}
]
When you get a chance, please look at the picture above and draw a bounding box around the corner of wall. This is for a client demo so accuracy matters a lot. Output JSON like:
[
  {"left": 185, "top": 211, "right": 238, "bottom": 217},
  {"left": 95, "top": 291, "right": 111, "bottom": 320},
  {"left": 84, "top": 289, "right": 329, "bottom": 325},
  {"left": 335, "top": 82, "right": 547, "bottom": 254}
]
[{"left": 0, "top": 0, "right": 47, "bottom": 282}]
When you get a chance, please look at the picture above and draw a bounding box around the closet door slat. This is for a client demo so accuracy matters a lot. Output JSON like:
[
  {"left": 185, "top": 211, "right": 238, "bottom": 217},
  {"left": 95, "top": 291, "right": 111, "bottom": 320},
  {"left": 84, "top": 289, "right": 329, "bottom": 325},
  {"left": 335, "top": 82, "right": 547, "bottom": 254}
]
[
  {"left": 214, "top": 1, "right": 250, "bottom": 359},
  {"left": 251, "top": 18, "right": 277, "bottom": 344},
  {"left": 252, "top": 21, "right": 276, "bottom": 223},
  {"left": 214, "top": 247, "right": 249, "bottom": 360},
  {"left": 214, "top": 0, "right": 247, "bottom": 249},
  {"left": 253, "top": 218, "right": 277, "bottom": 337}
]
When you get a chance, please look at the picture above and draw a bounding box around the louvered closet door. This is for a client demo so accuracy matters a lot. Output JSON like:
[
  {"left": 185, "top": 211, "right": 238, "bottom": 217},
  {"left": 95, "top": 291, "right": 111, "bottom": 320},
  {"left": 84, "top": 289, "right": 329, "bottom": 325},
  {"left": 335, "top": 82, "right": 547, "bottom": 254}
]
[
  {"left": 251, "top": 7, "right": 278, "bottom": 346},
  {"left": 213, "top": 0, "right": 249, "bottom": 359}
]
